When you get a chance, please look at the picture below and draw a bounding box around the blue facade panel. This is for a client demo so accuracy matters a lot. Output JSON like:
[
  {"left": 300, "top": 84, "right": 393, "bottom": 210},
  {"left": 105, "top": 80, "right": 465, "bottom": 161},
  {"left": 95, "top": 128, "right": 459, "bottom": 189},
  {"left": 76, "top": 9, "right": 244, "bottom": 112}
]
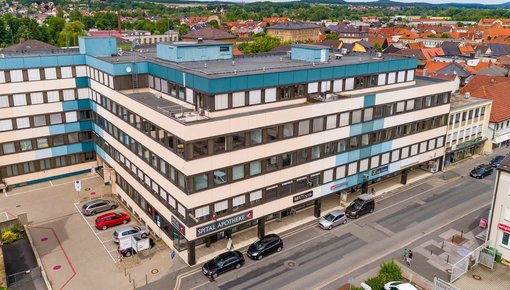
[
  {"left": 0, "top": 55, "right": 86, "bottom": 70},
  {"left": 62, "top": 100, "right": 91, "bottom": 111},
  {"left": 335, "top": 152, "right": 349, "bottom": 166},
  {"left": 79, "top": 37, "right": 117, "bottom": 57},
  {"left": 75, "top": 77, "right": 90, "bottom": 88},
  {"left": 35, "top": 148, "right": 52, "bottom": 159},
  {"left": 364, "top": 94, "right": 375, "bottom": 107},
  {"left": 350, "top": 123, "right": 362, "bottom": 137},
  {"left": 348, "top": 150, "right": 360, "bottom": 162}
]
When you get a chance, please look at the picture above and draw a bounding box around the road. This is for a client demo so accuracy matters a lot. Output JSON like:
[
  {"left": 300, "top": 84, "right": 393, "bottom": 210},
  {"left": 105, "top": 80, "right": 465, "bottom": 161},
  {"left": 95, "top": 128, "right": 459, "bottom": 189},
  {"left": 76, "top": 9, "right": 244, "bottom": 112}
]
[{"left": 144, "top": 151, "right": 503, "bottom": 290}]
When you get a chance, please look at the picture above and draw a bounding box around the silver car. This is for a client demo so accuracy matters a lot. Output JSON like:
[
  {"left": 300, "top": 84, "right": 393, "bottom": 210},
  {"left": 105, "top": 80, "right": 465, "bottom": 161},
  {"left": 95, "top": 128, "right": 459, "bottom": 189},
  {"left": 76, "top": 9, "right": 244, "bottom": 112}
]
[
  {"left": 319, "top": 210, "right": 347, "bottom": 230},
  {"left": 81, "top": 199, "right": 118, "bottom": 216},
  {"left": 112, "top": 225, "right": 149, "bottom": 243}
]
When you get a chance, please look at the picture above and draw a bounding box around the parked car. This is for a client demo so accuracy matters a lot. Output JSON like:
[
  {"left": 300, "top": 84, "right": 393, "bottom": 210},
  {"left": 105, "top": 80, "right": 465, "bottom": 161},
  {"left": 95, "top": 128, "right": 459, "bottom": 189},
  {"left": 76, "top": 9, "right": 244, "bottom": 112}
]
[
  {"left": 247, "top": 234, "right": 283, "bottom": 260},
  {"left": 319, "top": 210, "right": 347, "bottom": 230},
  {"left": 81, "top": 199, "right": 117, "bottom": 216},
  {"left": 489, "top": 156, "right": 505, "bottom": 168},
  {"left": 112, "top": 225, "right": 149, "bottom": 243},
  {"left": 95, "top": 212, "right": 130, "bottom": 230},
  {"left": 470, "top": 164, "right": 493, "bottom": 179},
  {"left": 202, "top": 251, "right": 245, "bottom": 280},
  {"left": 346, "top": 193, "right": 375, "bottom": 219},
  {"left": 384, "top": 281, "right": 418, "bottom": 290}
]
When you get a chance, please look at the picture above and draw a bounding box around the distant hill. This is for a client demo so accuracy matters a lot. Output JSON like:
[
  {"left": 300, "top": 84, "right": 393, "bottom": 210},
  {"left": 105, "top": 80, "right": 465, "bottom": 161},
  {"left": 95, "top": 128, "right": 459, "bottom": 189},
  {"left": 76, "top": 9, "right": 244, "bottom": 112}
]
[{"left": 300, "top": 0, "right": 510, "bottom": 9}]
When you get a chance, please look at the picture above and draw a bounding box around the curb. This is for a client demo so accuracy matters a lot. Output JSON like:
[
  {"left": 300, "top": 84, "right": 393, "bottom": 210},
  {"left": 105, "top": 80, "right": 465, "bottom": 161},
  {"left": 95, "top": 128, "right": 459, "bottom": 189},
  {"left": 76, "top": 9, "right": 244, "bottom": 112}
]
[{"left": 25, "top": 225, "right": 53, "bottom": 290}]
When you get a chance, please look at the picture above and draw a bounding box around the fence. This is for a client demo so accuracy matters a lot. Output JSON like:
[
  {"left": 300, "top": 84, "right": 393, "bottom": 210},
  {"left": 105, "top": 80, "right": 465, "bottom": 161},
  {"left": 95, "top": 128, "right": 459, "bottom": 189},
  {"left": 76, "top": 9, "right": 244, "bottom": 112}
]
[
  {"left": 6, "top": 267, "right": 42, "bottom": 287},
  {"left": 434, "top": 276, "right": 460, "bottom": 290},
  {"left": 449, "top": 240, "right": 492, "bottom": 283}
]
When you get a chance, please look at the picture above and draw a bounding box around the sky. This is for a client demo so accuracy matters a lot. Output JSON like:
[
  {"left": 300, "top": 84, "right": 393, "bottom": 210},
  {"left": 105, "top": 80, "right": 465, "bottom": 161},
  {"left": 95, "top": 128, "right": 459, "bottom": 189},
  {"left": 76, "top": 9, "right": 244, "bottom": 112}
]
[{"left": 345, "top": 0, "right": 508, "bottom": 3}]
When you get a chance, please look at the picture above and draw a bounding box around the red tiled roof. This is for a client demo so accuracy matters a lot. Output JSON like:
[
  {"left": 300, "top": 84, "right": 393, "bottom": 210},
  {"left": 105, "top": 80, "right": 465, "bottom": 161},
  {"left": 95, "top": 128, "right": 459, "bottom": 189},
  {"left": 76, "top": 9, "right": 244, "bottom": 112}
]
[
  {"left": 458, "top": 45, "right": 475, "bottom": 55},
  {"left": 484, "top": 28, "right": 510, "bottom": 41},
  {"left": 421, "top": 47, "right": 444, "bottom": 60},
  {"left": 460, "top": 75, "right": 508, "bottom": 95},
  {"left": 407, "top": 42, "right": 424, "bottom": 49},
  {"left": 469, "top": 81, "right": 510, "bottom": 122},
  {"left": 423, "top": 60, "right": 449, "bottom": 74}
]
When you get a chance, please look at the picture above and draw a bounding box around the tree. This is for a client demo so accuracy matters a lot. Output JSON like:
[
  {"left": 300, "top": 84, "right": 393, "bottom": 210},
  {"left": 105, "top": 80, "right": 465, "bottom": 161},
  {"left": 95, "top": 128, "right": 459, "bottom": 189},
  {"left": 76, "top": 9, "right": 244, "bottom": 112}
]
[
  {"left": 374, "top": 42, "right": 382, "bottom": 53},
  {"left": 440, "top": 32, "right": 449, "bottom": 38},
  {"left": 239, "top": 34, "right": 280, "bottom": 54},
  {"left": 58, "top": 21, "right": 87, "bottom": 47},
  {"left": 325, "top": 33, "right": 339, "bottom": 40},
  {"left": 209, "top": 20, "right": 220, "bottom": 29}
]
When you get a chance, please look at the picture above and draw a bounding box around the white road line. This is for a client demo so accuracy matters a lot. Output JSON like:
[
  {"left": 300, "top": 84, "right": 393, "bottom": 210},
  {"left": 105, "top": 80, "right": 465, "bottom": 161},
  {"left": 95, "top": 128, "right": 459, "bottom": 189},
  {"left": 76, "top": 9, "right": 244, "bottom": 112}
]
[
  {"left": 6, "top": 176, "right": 97, "bottom": 197},
  {"left": 312, "top": 202, "right": 491, "bottom": 290},
  {"left": 73, "top": 203, "right": 117, "bottom": 263},
  {"left": 174, "top": 268, "right": 202, "bottom": 290}
]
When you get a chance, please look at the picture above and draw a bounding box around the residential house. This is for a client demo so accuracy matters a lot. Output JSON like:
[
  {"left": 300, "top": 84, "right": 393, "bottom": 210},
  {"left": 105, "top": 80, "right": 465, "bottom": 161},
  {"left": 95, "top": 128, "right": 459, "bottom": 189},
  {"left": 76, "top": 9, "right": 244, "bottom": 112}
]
[
  {"left": 328, "top": 25, "right": 368, "bottom": 44},
  {"left": 478, "top": 18, "right": 510, "bottom": 29},
  {"left": 267, "top": 21, "right": 321, "bottom": 43}
]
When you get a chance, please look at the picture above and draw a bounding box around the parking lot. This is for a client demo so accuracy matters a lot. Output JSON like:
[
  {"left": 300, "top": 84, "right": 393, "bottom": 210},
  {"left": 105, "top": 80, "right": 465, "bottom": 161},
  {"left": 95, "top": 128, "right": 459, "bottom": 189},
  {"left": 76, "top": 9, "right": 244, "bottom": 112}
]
[{"left": 0, "top": 172, "right": 186, "bottom": 289}]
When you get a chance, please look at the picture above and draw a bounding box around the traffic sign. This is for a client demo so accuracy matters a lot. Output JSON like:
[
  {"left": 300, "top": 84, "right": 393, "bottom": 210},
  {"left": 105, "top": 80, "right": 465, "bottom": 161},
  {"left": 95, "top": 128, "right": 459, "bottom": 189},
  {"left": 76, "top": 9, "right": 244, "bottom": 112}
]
[{"left": 171, "top": 250, "right": 175, "bottom": 260}]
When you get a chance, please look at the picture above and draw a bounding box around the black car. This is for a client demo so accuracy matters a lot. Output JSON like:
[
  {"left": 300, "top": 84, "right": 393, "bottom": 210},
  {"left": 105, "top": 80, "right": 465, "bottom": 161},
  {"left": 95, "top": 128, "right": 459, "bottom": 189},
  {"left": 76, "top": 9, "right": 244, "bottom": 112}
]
[
  {"left": 489, "top": 156, "right": 505, "bottom": 168},
  {"left": 247, "top": 234, "right": 283, "bottom": 260},
  {"left": 202, "top": 251, "right": 244, "bottom": 280},
  {"left": 470, "top": 164, "right": 493, "bottom": 179}
]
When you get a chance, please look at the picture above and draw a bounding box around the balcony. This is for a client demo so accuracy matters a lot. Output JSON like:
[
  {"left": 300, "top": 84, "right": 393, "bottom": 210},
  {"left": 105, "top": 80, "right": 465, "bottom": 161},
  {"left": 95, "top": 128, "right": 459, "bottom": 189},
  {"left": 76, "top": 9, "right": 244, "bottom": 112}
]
[{"left": 306, "top": 92, "right": 349, "bottom": 103}]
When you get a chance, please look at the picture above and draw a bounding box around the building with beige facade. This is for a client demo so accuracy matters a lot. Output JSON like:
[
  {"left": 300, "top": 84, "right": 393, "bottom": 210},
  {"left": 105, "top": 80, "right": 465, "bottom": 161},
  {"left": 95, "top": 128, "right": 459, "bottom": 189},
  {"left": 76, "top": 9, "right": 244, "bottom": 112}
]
[
  {"left": 443, "top": 93, "right": 493, "bottom": 168},
  {"left": 0, "top": 37, "right": 455, "bottom": 265},
  {"left": 267, "top": 22, "right": 321, "bottom": 42}
]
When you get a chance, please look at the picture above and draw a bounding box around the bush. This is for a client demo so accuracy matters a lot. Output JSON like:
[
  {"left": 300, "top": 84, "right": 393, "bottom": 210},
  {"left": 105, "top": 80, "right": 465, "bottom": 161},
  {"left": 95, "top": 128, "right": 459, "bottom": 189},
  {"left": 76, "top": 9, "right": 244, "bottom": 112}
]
[
  {"left": 365, "top": 275, "right": 386, "bottom": 290},
  {"left": 379, "top": 260, "right": 402, "bottom": 282},
  {"left": 1, "top": 230, "right": 18, "bottom": 244}
]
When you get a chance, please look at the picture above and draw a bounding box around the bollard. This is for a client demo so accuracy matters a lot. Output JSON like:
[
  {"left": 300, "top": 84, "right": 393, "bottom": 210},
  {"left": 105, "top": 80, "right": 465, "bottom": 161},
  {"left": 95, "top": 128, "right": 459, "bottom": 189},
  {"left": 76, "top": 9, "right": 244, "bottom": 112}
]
[
  {"left": 442, "top": 241, "right": 445, "bottom": 249},
  {"left": 451, "top": 235, "right": 454, "bottom": 242},
  {"left": 447, "top": 255, "right": 450, "bottom": 264},
  {"left": 461, "top": 230, "right": 464, "bottom": 238},
  {"left": 431, "top": 249, "right": 433, "bottom": 255},
  {"left": 129, "top": 273, "right": 132, "bottom": 283},
  {"left": 146, "top": 274, "right": 148, "bottom": 285},
  {"left": 124, "top": 267, "right": 127, "bottom": 277}
]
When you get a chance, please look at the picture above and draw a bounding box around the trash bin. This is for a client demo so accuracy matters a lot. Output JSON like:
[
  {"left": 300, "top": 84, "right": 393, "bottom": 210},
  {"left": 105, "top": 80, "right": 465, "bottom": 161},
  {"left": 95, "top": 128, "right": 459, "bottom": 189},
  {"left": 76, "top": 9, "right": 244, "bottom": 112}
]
[{"left": 495, "top": 251, "right": 502, "bottom": 263}]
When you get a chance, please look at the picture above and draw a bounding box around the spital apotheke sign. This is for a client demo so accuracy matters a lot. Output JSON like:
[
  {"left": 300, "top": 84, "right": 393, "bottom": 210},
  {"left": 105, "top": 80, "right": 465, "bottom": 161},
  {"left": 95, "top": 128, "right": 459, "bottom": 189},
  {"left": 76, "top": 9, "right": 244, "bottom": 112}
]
[{"left": 196, "top": 210, "right": 253, "bottom": 237}]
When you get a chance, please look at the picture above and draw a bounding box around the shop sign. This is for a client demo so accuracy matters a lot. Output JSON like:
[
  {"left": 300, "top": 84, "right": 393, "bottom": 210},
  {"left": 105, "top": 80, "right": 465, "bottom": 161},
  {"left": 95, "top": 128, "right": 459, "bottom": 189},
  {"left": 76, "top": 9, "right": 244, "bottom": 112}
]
[
  {"left": 371, "top": 165, "right": 389, "bottom": 176},
  {"left": 455, "top": 137, "right": 482, "bottom": 151},
  {"left": 196, "top": 211, "right": 253, "bottom": 237},
  {"left": 171, "top": 216, "right": 186, "bottom": 236},
  {"left": 498, "top": 223, "right": 510, "bottom": 233},
  {"left": 293, "top": 191, "right": 313, "bottom": 203}
]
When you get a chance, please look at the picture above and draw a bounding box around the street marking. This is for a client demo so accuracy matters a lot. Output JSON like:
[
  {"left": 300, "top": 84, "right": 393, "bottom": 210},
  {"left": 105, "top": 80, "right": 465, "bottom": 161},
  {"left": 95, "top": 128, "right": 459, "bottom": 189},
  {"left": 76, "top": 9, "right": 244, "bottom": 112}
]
[
  {"left": 49, "top": 180, "right": 54, "bottom": 186},
  {"left": 312, "top": 202, "right": 491, "bottom": 290},
  {"left": 73, "top": 203, "right": 117, "bottom": 263},
  {"left": 174, "top": 268, "right": 203, "bottom": 290},
  {"left": 5, "top": 176, "right": 97, "bottom": 197}
]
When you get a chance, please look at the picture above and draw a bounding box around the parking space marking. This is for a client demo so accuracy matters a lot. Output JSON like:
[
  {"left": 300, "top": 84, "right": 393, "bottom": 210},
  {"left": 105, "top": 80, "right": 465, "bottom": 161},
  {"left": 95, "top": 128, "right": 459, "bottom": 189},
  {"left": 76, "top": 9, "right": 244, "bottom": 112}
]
[
  {"left": 6, "top": 176, "right": 97, "bottom": 197},
  {"left": 73, "top": 203, "right": 117, "bottom": 263}
]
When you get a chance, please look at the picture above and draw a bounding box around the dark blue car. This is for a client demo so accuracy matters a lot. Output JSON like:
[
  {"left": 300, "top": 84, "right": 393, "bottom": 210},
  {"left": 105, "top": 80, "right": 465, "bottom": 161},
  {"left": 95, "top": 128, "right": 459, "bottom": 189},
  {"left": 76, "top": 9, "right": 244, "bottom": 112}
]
[
  {"left": 489, "top": 156, "right": 505, "bottom": 168},
  {"left": 470, "top": 164, "right": 493, "bottom": 179}
]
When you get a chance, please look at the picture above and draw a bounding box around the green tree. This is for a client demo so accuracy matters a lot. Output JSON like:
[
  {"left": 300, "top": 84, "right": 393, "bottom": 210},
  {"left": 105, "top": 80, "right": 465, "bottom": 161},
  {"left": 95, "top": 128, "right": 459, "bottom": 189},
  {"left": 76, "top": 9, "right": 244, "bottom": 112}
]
[
  {"left": 374, "top": 42, "right": 382, "bottom": 53},
  {"left": 440, "top": 32, "right": 449, "bottom": 38},
  {"left": 239, "top": 34, "right": 280, "bottom": 54},
  {"left": 209, "top": 20, "right": 220, "bottom": 29},
  {"left": 325, "top": 33, "right": 339, "bottom": 40},
  {"left": 58, "top": 21, "right": 87, "bottom": 47}
]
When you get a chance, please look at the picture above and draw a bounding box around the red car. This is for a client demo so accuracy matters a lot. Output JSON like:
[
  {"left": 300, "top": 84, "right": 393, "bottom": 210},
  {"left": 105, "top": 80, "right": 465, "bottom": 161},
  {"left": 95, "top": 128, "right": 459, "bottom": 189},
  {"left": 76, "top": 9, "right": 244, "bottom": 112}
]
[{"left": 95, "top": 212, "right": 130, "bottom": 230}]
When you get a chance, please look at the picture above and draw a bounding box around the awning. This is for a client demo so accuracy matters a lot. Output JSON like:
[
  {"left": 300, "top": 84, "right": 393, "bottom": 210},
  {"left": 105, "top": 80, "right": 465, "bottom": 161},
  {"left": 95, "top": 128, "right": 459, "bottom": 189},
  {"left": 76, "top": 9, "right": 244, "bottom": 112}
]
[{"left": 493, "top": 133, "right": 510, "bottom": 144}]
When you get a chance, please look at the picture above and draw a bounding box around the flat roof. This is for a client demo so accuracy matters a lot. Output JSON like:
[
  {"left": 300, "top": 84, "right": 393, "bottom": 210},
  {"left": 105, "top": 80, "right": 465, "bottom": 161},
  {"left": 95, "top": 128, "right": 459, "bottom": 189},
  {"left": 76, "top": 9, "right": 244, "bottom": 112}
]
[
  {"left": 450, "top": 93, "right": 492, "bottom": 110},
  {"left": 160, "top": 40, "right": 231, "bottom": 47},
  {"left": 98, "top": 49, "right": 412, "bottom": 79},
  {"left": 498, "top": 154, "right": 510, "bottom": 173},
  {"left": 344, "top": 76, "right": 450, "bottom": 98}
]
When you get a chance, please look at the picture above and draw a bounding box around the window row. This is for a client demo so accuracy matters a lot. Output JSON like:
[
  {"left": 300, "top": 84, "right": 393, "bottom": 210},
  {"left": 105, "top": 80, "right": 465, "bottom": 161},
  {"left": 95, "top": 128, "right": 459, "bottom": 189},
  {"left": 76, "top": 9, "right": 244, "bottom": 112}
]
[
  {"left": 0, "top": 131, "right": 93, "bottom": 156},
  {"left": 148, "top": 75, "right": 190, "bottom": 103},
  {"left": 189, "top": 135, "right": 445, "bottom": 225},
  {"left": 92, "top": 88, "right": 450, "bottom": 162},
  {"left": 0, "top": 88, "right": 90, "bottom": 108},
  {"left": 446, "top": 125, "right": 483, "bottom": 144},
  {"left": 0, "top": 110, "right": 92, "bottom": 132},
  {"left": 449, "top": 106, "right": 487, "bottom": 124},
  {"left": 190, "top": 114, "right": 448, "bottom": 193},
  {"left": 96, "top": 136, "right": 186, "bottom": 219},
  {"left": 192, "top": 92, "right": 450, "bottom": 159},
  {"left": 88, "top": 66, "right": 115, "bottom": 90},
  {"left": 0, "top": 151, "right": 96, "bottom": 178},
  {"left": 0, "top": 66, "right": 87, "bottom": 83}
]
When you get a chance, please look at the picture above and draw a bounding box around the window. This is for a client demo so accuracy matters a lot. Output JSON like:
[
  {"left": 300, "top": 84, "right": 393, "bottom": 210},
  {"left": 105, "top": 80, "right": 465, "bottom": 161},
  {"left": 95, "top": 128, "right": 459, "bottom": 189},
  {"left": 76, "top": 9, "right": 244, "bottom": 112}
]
[
  {"left": 16, "top": 117, "right": 30, "bottom": 129},
  {"left": 359, "top": 159, "right": 369, "bottom": 172},
  {"left": 338, "top": 140, "right": 347, "bottom": 152},
  {"left": 0, "top": 72, "right": 4, "bottom": 83},
  {"left": 68, "top": 133, "right": 79, "bottom": 143},
  {"left": 10, "top": 70, "right": 23, "bottom": 82},
  {"left": 2, "top": 143, "right": 15, "bottom": 154},
  {"left": 406, "top": 69, "right": 415, "bottom": 81},
  {"left": 266, "top": 127, "right": 278, "bottom": 141},
  {"left": 215, "top": 94, "right": 228, "bottom": 110},
  {"left": 77, "top": 88, "right": 89, "bottom": 99},
  {"left": 336, "top": 165, "right": 346, "bottom": 179},
  {"left": 44, "top": 68, "right": 57, "bottom": 80},
  {"left": 265, "top": 186, "right": 278, "bottom": 201},
  {"left": 371, "top": 156, "right": 380, "bottom": 168},
  {"left": 28, "top": 69, "right": 41, "bottom": 81},
  {"left": 420, "top": 141, "right": 427, "bottom": 153},
  {"left": 213, "top": 136, "right": 226, "bottom": 153},
  {"left": 339, "top": 112, "right": 350, "bottom": 126},
  {"left": 282, "top": 123, "right": 294, "bottom": 138},
  {"left": 298, "top": 120, "right": 309, "bottom": 136},
  {"left": 345, "top": 78, "right": 354, "bottom": 90},
  {"left": 20, "top": 140, "right": 32, "bottom": 151},
  {"left": 194, "top": 173, "right": 208, "bottom": 191},
  {"left": 47, "top": 91, "right": 59, "bottom": 102},
  {"left": 401, "top": 147, "right": 410, "bottom": 158},
  {"left": 312, "top": 118, "right": 323, "bottom": 133},
  {"left": 250, "top": 129, "right": 262, "bottom": 145},
  {"left": 363, "top": 108, "right": 373, "bottom": 122},
  {"left": 406, "top": 99, "right": 415, "bottom": 111},
  {"left": 349, "top": 137, "right": 358, "bottom": 149},
  {"left": 391, "top": 149, "right": 400, "bottom": 162},
  {"left": 232, "top": 133, "right": 245, "bottom": 149},
  {"left": 397, "top": 71, "right": 405, "bottom": 83},
  {"left": 37, "top": 138, "right": 49, "bottom": 148},
  {"left": 249, "top": 90, "right": 261, "bottom": 105},
  {"left": 311, "top": 145, "right": 321, "bottom": 160},
  {"left": 308, "top": 82, "right": 318, "bottom": 93},
  {"left": 13, "top": 94, "right": 27, "bottom": 106},
  {"left": 65, "top": 112, "right": 78, "bottom": 123},
  {"left": 250, "top": 160, "right": 261, "bottom": 176},
  {"left": 29, "top": 92, "right": 44, "bottom": 105},
  {"left": 0, "top": 96, "right": 8, "bottom": 108},
  {"left": 40, "top": 159, "right": 51, "bottom": 170},
  {"left": 23, "top": 162, "right": 35, "bottom": 173},
  {"left": 63, "top": 89, "right": 75, "bottom": 101},
  {"left": 232, "top": 164, "right": 245, "bottom": 181},
  {"left": 177, "top": 204, "right": 186, "bottom": 217},
  {"left": 323, "top": 169, "right": 333, "bottom": 183},
  {"left": 213, "top": 169, "right": 227, "bottom": 185},
  {"left": 266, "top": 156, "right": 278, "bottom": 171},
  {"left": 282, "top": 153, "right": 293, "bottom": 167},
  {"left": 250, "top": 190, "right": 262, "bottom": 204},
  {"left": 387, "top": 72, "right": 396, "bottom": 84},
  {"left": 396, "top": 101, "right": 405, "bottom": 113},
  {"left": 381, "top": 152, "right": 390, "bottom": 165},
  {"left": 220, "top": 46, "right": 230, "bottom": 52},
  {"left": 192, "top": 141, "right": 208, "bottom": 157},
  {"left": 265, "top": 88, "right": 276, "bottom": 103},
  {"left": 232, "top": 92, "right": 245, "bottom": 107},
  {"left": 34, "top": 115, "right": 46, "bottom": 127},
  {"left": 53, "top": 135, "right": 65, "bottom": 146},
  {"left": 326, "top": 115, "right": 337, "bottom": 129},
  {"left": 348, "top": 162, "right": 358, "bottom": 176},
  {"left": 351, "top": 110, "right": 362, "bottom": 124},
  {"left": 502, "top": 232, "right": 509, "bottom": 247},
  {"left": 5, "top": 165, "right": 18, "bottom": 177},
  {"left": 0, "top": 119, "right": 13, "bottom": 131},
  {"left": 296, "top": 148, "right": 308, "bottom": 163},
  {"left": 50, "top": 113, "right": 62, "bottom": 125},
  {"left": 61, "top": 67, "right": 73, "bottom": 78},
  {"left": 232, "top": 195, "right": 245, "bottom": 210}
]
